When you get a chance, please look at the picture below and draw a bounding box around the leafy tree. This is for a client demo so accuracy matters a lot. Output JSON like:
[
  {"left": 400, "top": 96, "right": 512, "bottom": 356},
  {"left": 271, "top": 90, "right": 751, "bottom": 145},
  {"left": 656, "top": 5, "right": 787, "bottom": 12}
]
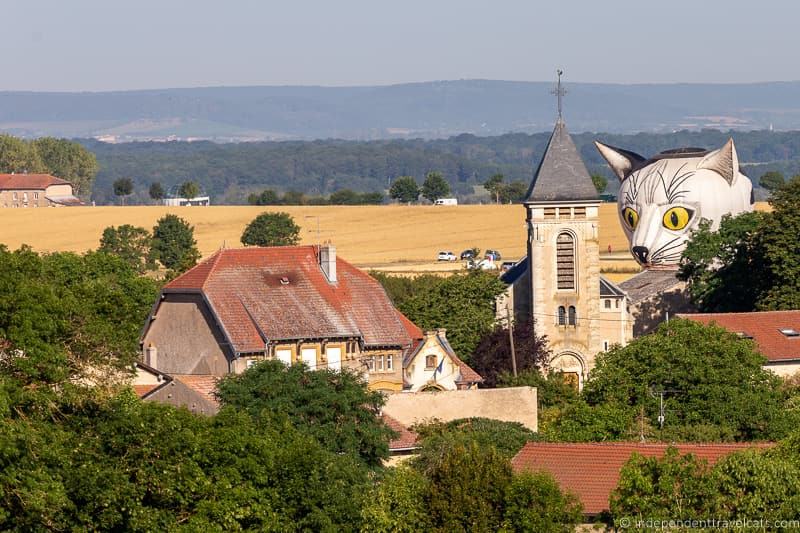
[
  {"left": 542, "top": 400, "right": 638, "bottom": 442},
  {"left": 329, "top": 188, "right": 362, "bottom": 205},
  {"left": 150, "top": 214, "right": 201, "bottom": 273},
  {"left": 758, "top": 175, "right": 800, "bottom": 309},
  {"left": 216, "top": 360, "right": 394, "bottom": 467},
  {"left": 248, "top": 188, "right": 280, "bottom": 205},
  {"left": 471, "top": 320, "right": 551, "bottom": 387},
  {"left": 240, "top": 212, "right": 301, "bottom": 247},
  {"left": 421, "top": 171, "right": 450, "bottom": 203},
  {"left": 383, "top": 271, "right": 506, "bottom": 360},
  {"left": 484, "top": 173, "right": 505, "bottom": 203},
  {"left": 178, "top": 180, "right": 200, "bottom": 199},
  {"left": 112, "top": 178, "right": 134, "bottom": 205},
  {"left": 282, "top": 190, "right": 306, "bottom": 205},
  {"left": 414, "top": 418, "right": 539, "bottom": 460},
  {"left": 360, "top": 467, "right": 432, "bottom": 533},
  {"left": 501, "top": 472, "right": 583, "bottom": 532},
  {"left": 759, "top": 170, "right": 785, "bottom": 192},
  {"left": 360, "top": 191, "right": 384, "bottom": 204},
  {"left": 98, "top": 224, "right": 154, "bottom": 274},
  {"left": 583, "top": 319, "right": 786, "bottom": 440},
  {"left": 678, "top": 212, "right": 769, "bottom": 312},
  {"left": 610, "top": 447, "right": 716, "bottom": 523},
  {"left": 499, "top": 369, "right": 580, "bottom": 410},
  {"left": 499, "top": 180, "right": 528, "bottom": 203},
  {"left": 0, "top": 247, "right": 158, "bottom": 392},
  {"left": 148, "top": 181, "right": 165, "bottom": 202},
  {"left": 389, "top": 176, "right": 419, "bottom": 204},
  {"left": 591, "top": 173, "right": 608, "bottom": 194},
  {"left": 0, "top": 134, "right": 45, "bottom": 174},
  {"left": 32, "top": 137, "right": 98, "bottom": 196}
]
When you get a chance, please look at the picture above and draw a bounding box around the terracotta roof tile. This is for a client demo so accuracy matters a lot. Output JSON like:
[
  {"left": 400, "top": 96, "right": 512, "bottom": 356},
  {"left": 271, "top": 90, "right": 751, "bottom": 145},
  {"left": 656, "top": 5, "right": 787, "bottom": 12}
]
[
  {"left": 163, "top": 246, "right": 413, "bottom": 353},
  {"left": 382, "top": 414, "right": 419, "bottom": 451},
  {"left": 0, "top": 173, "right": 71, "bottom": 190},
  {"left": 679, "top": 311, "right": 800, "bottom": 362},
  {"left": 512, "top": 442, "right": 770, "bottom": 515},
  {"left": 171, "top": 374, "right": 220, "bottom": 407},
  {"left": 134, "top": 383, "right": 162, "bottom": 398}
]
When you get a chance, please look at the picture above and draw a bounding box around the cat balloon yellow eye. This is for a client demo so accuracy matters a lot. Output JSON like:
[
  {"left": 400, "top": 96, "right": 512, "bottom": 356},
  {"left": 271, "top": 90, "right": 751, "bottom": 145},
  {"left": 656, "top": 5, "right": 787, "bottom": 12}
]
[
  {"left": 662, "top": 207, "right": 693, "bottom": 231},
  {"left": 622, "top": 207, "right": 639, "bottom": 230}
]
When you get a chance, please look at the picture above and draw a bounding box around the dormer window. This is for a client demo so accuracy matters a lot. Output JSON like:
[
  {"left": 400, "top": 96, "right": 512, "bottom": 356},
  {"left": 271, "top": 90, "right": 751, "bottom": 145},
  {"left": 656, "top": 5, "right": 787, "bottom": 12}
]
[{"left": 779, "top": 328, "right": 800, "bottom": 338}]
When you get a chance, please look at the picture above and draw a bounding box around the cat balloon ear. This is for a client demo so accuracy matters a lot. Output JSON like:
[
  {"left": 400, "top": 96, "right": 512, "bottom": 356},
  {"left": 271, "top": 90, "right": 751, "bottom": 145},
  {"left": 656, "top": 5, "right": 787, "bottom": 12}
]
[
  {"left": 594, "top": 141, "right": 646, "bottom": 181},
  {"left": 698, "top": 138, "right": 739, "bottom": 186}
]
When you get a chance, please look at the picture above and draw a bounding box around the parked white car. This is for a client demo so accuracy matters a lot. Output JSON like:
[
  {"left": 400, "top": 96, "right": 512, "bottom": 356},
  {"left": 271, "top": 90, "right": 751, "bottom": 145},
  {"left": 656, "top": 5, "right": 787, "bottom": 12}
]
[
  {"left": 437, "top": 251, "right": 457, "bottom": 261},
  {"left": 434, "top": 198, "right": 458, "bottom": 206}
]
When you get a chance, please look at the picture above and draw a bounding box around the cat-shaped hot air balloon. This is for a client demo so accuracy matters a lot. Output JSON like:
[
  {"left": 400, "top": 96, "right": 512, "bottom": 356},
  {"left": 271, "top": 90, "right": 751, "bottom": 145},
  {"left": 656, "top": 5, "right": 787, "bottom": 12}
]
[{"left": 595, "top": 139, "right": 753, "bottom": 268}]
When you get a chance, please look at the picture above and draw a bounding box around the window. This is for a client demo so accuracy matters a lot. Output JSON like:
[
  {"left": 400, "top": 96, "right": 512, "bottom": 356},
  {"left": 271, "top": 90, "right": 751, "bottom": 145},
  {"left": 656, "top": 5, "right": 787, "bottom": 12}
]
[
  {"left": 573, "top": 207, "right": 586, "bottom": 218},
  {"left": 425, "top": 354, "right": 437, "bottom": 370},
  {"left": 376, "top": 355, "right": 384, "bottom": 371},
  {"left": 568, "top": 306, "right": 577, "bottom": 326},
  {"left": 558, "top": 306, "right": 566, "bottom": 326},
  {"left": 779, "top": 328, "right": 800, "bottom": 338},
  {"left": 12, "top": 192, "right": 17, "bottom": 200},
  {"left": 34, "top": 192, "right": 39, "bottom": 200},
  {"left": 366, "top": 357, "right": 375, "bottom": 371},
  {"left": 604, "top": 299, "right": 611, "bottom": 309},
  {"left": 386, "top": 354, "right": 393, "bottom": 371},
  {"left": 615, "top": 299, "right": 620, "bottom": 309},
  {"left": 22, "top": 192, "right": 28, "bottom": 203},
  {"left": 543, "top": 207, "right": 556, "bottom": 219},
  {"left": 246, "top": 359, "right": 258, "bottom": 368},
  {"left": 603, "top": 341, "right": 609, "bottom": 351},
  {"left": 556, "top": 232, "right": 576, "bottom": 290}
]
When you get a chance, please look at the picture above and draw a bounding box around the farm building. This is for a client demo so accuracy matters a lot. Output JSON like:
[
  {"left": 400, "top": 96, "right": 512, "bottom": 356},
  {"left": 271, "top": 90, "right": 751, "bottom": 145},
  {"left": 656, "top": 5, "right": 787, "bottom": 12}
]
[{"left": 0, "top": 173, "right": 82, "bottom": 207}]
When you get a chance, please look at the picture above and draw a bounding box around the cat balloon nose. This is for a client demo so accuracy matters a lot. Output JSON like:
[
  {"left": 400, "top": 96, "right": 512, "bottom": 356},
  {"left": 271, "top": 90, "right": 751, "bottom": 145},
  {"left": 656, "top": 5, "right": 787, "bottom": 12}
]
[{"left": 632, "top": 246, "right": 649, "bottom": 264}]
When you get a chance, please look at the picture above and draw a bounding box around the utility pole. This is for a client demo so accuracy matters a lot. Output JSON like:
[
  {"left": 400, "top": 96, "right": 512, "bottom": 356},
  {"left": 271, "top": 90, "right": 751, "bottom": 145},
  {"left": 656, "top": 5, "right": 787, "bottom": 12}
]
[{"left": 507, "top": 303, "right": 517, "bottom": 377}]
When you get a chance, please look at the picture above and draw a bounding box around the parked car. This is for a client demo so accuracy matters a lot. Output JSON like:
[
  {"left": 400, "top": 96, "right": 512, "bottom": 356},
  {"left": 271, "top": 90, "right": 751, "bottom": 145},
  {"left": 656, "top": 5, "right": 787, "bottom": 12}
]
[
  {"left": 485, "top": 249, "right": 502, "bottom": 260},
  {"left": 460, "top": 249, "right": 476, "bottom": 260},
  {"left": 437, "top": 251, "right": 457, "bottom": 261},
  {"left": 474, "top": 258, "right": 498, "bottom": 271},
  {"left": 434, "top": 198, "right": 458, "bottom": 206}
]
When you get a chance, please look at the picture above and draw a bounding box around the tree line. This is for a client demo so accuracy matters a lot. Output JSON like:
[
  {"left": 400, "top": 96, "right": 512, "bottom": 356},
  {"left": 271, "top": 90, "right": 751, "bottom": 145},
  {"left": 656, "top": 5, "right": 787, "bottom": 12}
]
[{"left": 80, "top": 128, "right": 800, "bottom": 204}]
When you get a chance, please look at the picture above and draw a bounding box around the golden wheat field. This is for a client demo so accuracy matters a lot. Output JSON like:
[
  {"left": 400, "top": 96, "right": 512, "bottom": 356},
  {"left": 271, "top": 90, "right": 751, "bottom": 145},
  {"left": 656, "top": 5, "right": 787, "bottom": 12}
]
[{"left": 0, "top": 203, "right": 769, "bottom": 275}]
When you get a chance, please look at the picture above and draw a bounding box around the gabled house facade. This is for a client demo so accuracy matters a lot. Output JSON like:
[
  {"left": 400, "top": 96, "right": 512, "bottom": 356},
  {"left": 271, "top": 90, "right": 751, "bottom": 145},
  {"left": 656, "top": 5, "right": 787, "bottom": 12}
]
[
  {"left": 140, "top": 245, "right": 481, "bottom": 393},
  {"left": 0, "top": 173, "right": 82, "bottom": 207}
]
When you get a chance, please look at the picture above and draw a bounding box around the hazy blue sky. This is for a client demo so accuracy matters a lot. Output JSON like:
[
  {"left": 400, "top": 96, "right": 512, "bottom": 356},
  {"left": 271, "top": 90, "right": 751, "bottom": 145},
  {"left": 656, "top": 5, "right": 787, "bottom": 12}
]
[{"left": 4, "top": 0, "right": 799, "bottom": 91}]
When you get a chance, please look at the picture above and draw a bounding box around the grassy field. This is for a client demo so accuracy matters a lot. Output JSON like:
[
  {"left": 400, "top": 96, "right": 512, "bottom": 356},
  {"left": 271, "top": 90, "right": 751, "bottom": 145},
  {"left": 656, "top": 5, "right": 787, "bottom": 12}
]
[{"left": 0, "top": 203, "right": 768, "bottom": 276}]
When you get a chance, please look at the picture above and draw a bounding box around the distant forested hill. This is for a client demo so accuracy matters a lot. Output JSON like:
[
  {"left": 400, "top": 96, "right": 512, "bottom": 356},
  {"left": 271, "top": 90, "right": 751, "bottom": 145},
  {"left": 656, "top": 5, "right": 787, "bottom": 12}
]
[
  {"left": 83, "top": 129, "right": 800, "bottom": 205},
  {"left": 5, "top": 80, "right": 800, "bottom": 141}
]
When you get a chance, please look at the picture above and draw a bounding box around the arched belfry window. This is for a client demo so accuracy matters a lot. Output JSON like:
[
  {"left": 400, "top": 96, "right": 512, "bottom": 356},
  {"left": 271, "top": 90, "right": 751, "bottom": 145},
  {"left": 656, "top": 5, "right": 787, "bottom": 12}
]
[
  {"left": 558, "top": 306, "right": 566, "bottom": 326},
  {"left": 568, "top": 306, "right": 577, "bottom": 326},
  {"left": 556, "top": 232, "right": 576, "bottom": 290}
]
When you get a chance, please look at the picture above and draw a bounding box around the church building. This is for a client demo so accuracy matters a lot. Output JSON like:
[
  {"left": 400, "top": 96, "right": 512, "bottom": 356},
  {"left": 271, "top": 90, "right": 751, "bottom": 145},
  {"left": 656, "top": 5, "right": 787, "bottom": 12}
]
[{"left": 501, "top": 83, "right": 632, "bottom": 387}]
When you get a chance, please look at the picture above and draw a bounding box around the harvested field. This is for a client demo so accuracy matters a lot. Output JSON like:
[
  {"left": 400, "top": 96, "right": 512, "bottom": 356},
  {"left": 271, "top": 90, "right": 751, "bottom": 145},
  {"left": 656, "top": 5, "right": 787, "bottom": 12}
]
[{"left": 0, "top": 203, "right": 768, "bottom": 277}]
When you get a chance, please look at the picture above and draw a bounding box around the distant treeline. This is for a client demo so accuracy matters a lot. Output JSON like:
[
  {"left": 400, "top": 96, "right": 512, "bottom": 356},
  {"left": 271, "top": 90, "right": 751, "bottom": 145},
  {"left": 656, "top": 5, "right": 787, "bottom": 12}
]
[{"left": 82, "top": 129, "right": 800, "bottom": 205}]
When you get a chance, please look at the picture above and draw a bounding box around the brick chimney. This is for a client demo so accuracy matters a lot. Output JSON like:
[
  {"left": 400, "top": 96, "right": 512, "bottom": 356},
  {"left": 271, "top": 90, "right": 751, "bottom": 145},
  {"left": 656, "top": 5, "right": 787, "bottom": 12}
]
[{"left": 319, "top": 243, "right": 337, "bottom": 283}]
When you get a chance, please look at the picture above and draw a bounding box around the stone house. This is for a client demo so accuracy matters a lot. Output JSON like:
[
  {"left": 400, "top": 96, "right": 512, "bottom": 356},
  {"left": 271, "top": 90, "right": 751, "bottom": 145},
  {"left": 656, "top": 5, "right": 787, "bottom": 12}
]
[
  {"left": 139, "top": 245, "right": 481, "bottom": 393},
  {"left": 0, "top": 173, "right": 82, "bottom": 207}
]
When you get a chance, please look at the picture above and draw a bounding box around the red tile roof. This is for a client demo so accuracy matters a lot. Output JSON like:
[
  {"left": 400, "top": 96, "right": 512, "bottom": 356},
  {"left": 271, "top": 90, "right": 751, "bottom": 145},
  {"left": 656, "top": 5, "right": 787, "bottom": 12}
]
[
  {"left": 512, "top": 442, "right": 770, "bottom": 515},
  {"left": 679, "top": 311, "right": 800, "bottom": 362},
  {"left": 172, "top": 374, "right": 220, "bottom": 407},
  {"left": 134, "top": 383, "right": 162, "bottom": 398},
  {"left": 0, "top": 173, "right": 71, "bottom": 190},
  {"left": 163, "top": 246, "right": 414, "bottom": 353},
  {"left": 382, "top": 414, "right": 419, "bottom": 451}
]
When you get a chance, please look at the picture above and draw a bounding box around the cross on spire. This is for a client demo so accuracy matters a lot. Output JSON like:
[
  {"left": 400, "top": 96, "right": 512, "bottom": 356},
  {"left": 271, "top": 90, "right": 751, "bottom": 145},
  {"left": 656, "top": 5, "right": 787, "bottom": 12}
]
[{"left": 551, "top": 69, "right": 567, "bottom": 120}]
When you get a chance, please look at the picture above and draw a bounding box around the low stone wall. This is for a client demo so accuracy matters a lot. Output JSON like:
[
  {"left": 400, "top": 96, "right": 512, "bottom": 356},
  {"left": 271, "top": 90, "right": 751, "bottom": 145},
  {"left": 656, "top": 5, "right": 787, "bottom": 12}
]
[{"left": 382, "top": 386, "right": 537, "bottom": 431}]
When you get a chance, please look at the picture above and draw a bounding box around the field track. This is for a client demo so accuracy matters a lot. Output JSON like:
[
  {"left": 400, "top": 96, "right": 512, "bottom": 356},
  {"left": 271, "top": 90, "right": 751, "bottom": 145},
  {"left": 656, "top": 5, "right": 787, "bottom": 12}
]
[{"left": 0, "top": 203, "right": 767, "bottom": 274}]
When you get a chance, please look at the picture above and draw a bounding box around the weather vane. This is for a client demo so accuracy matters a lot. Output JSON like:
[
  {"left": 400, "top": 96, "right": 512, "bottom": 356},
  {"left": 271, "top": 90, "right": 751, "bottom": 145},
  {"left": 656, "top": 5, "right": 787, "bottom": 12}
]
[{"left": 551, "top": 69, "right": 566, "bottom": 119}]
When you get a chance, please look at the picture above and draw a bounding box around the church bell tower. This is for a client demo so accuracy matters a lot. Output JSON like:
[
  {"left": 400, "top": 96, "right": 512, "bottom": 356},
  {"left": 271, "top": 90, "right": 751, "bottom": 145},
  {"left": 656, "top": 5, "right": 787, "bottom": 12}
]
[{"left": 523, "top": 71, "right": 602, "bottom": 387}]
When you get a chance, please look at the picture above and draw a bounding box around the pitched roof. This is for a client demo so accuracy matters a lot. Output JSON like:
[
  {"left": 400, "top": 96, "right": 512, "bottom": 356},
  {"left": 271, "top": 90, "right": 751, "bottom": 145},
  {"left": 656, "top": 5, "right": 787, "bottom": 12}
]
[
  {"left": 171, "top": 374, "right": 220, "bottom": 407},
  {"left": 134, "top": 383, "right": 163, "bottom": 397},
  {"left": 512, "top": 442, "right": 769, "bottom": 516},
  {"left": 161, "top": 246, "right": 414, "bottom": 353},
  {"left": 382, "top": 414, "right": 419, "bottom": 451},
  {"left": 0, "top": 173, "right": 71, "bottom": 190},
  {"left": 525, "top": 119, "right": 599, "bottom": 203},
  {"left": 678, "top": 310, "right": 800, "bottom": 362},
  {"left": 618, "top": 269, "right": 684, "bottom": 305},
  {"left": 600, "top": 276, "right": 626, "bottom": 298}
]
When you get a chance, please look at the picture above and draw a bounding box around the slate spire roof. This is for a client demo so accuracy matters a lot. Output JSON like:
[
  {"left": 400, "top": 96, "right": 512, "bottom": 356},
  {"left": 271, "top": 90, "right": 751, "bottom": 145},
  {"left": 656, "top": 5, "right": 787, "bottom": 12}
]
[{"left": 525, "top": 118, "right": 599, "bottom": 203}]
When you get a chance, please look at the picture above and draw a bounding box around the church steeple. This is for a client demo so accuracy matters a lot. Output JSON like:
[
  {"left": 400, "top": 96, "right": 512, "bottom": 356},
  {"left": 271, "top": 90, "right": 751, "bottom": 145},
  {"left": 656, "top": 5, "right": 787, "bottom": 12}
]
[{"left": 525, "top": 71, "right": 598, "bottom": 204}]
